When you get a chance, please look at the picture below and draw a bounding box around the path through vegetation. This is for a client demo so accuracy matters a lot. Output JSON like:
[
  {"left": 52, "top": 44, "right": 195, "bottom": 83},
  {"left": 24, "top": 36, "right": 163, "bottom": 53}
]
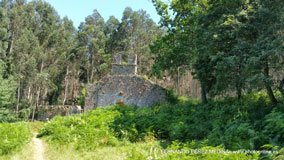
[{"left": 32, "top": 133, "right": 45, "bottom": 160}]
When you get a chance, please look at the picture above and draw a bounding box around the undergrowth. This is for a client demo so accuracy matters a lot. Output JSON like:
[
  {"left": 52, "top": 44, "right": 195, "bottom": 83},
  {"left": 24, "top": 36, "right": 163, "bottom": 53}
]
[
  {"left": 38, "top": 93, "right": 284, "bottom": 159},
  {"left": 0, "top": 122, "right": 32, "bottom": 155}
]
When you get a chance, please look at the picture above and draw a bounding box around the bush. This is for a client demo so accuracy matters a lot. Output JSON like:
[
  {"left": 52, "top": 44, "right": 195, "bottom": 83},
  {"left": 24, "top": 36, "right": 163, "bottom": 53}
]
[
  {"left": 39, "top": 93, "right": 284, "bottom": 155},
  {"left": 38, "top": 107, "right": 120, "bottom": 150},
  {"left": 0, "top": 108, "right": 18, "bottom": 122},
  {"left": 166, "top": 89, "right": 178, "bottom": 104},
  {"left": 107, "top": 98, "right": 284, "bottom": 150},
  {"left": 0, "top": 122, "right": 31, "bottom": 155},
  {"left": 263, "top": 109, "right": 284, "bottom": 147}
]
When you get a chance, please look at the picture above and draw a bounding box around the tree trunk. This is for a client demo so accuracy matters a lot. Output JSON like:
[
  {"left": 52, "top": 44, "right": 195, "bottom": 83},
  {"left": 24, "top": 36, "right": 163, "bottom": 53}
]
[
  {"left": 201, "top": 83, "right": 208, "bottom": 104},
  {"left": 6, "top": 31, "right": 14, "bottom": 57},
  {"left": 265, "top": 83, "right": 277, "bottom": 105},
  {"left": 89, "top": 54, "right": 95, "bottom": 83},
  {"left": 236, "top": 79, "right": 242, "bottom": 99},
  {"left": 236, "top": 87, "right": 242, "bottom": 99},
  {"left": 236, "top": 65, "right": 242, "bottom": 99},
  {"left": 63, "top": 66, "right": 69, "bottom": 105},
  {"left": 32, "top": 87, "right": 41, "bottom": 121},
  {"left": 264, "top": 62, "right": 277, "bottom": 105},
  {"left": 177, "top": 67, "right": 180, "bottom": 95},
  {"left": 27, "top": 85, "right": 33, "bottom": 103},
  {"left": 32, "top": 61, "right": 44, "bottom": 121},
  {"left": 27, "top": 86, "right": 31, "bottom": 100},
  {"left": 16, "top": 80, "right": 21, "bottom": 115},
  {"left": 278, "top": 78, "right": 284, "bottom": 97}
]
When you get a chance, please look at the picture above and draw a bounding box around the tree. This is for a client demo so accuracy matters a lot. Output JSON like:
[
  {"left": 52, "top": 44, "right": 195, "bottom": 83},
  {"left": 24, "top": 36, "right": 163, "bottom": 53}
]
[
  {"left": 0, "top": 60, "right": 16, "bottom": 111},
  {"left": 109, "top": 7, "right": 163, "bottom": 75},
  {"left": 0, "top": 0, "right": 9, "bottom": 62},
  {"left": 105, "top": 16, "right": 120, "bottom": 54},
  {"left": 12, "top": 28, "right": 40, "bottom": 113},
  {"left": 77, "top": 9, "right": 108, "bottom": 83},
  {"left": 246, "top": 0, "right": 284, "bottom": 105},
  {"left": 151, "top": 0, "right": 284, "bottom": 104},
  {"left": 151, "top": 0, "right": 213, "bottom": 103}
]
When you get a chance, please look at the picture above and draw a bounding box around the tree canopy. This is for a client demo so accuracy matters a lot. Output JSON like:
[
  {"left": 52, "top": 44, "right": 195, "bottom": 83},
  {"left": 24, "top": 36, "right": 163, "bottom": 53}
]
[
  {"left": 0, "top": 0, "right": 162, "bottom": 120},
  {"left": 151, "top": 0, "right": 284, "bottom": 104}
]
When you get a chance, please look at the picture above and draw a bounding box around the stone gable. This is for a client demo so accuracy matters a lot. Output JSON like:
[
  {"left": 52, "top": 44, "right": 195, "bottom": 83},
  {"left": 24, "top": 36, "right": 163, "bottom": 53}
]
[{"left": 85, "top": 54, "right": 167, "bottom": 109}]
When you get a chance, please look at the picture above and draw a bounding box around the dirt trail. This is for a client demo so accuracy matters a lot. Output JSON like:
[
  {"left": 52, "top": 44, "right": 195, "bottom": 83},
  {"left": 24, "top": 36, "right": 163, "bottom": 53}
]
[{"left": 32, "top": 133, "right": 45, "bottom": 160}]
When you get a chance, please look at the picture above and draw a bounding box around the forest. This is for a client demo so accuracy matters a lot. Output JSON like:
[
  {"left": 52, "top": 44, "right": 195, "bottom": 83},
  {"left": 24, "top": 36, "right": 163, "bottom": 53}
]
[
  {"left": 0, "top": 0, "right": 163, "bottom": 121},
  {"left": 0, "top": 0, "right": 284, "bottom": 159}
]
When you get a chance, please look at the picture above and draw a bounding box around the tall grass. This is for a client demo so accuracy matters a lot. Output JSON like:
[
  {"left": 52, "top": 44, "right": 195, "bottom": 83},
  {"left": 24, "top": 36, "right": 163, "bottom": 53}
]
[
  {"left": 0, "top": 122, "right": 32, "bottom": 155},
  {"left": 38, "top": 108, "right": 120, "bottom": 150}
]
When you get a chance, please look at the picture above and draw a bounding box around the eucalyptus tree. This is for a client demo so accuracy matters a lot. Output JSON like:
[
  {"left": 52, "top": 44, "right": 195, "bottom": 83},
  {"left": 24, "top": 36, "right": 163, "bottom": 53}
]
[
  {"left": 109, "top": 7, "right": 163, "bottom": 75},
  {"left": 0, "top": 0, "right": 9, "bottom": 63},
  {"left": 77, "top": 9, "right": 107, "bottom": 83},
  {"left": 0, "top": 60, "right": 16, "bottom": 113},
  {"left": 105, "top": 15, "right": 120, "bottom": 54}
]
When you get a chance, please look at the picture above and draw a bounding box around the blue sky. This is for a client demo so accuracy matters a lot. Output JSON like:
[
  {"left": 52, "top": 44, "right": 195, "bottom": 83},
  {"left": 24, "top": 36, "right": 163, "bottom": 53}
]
[{"left": 37, "top": 0, "right": 161, "bottom": 28}]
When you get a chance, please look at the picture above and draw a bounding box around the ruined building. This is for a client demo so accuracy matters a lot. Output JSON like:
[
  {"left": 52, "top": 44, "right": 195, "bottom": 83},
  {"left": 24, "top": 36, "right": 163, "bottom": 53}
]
[{"left": 85, "top": 54, "right": 167, "bottom": 110}]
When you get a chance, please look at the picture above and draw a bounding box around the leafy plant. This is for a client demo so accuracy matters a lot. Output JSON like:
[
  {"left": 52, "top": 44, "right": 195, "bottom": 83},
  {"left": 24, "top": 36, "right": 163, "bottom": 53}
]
[{"left": 0, "top": 122, "right": 31, "bottom": 155}]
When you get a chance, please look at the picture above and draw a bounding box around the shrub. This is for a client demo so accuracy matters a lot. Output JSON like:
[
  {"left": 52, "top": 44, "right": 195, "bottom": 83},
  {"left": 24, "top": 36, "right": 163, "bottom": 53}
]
[
  {"left": 38, "top": 108, "right": 120, "bottom": 150},
  {"left": 0, "top": 122, "right": 31, "bottom": 155},
  {"left": 0, "top": 108, "right": 18, "bottom": 122},
  {"left": 263, "top": 109, "right": 284, "bottom": 147},
  {"left": 39, "top": 93, "right": 284, "bottom": 155}
]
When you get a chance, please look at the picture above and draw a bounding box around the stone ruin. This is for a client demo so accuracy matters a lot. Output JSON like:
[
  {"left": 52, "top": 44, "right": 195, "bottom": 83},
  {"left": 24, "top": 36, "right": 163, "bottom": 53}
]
[
  {"left": 85, "top": 54, "right": 167, "bottom": 109},
  {"left": 36, "top": 105, "right": 82, "bottom": 121}
]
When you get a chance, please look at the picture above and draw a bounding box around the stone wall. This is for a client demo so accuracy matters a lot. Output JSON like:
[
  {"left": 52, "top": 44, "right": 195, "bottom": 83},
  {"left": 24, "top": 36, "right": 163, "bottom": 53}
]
[
  {"left": 85, "top": 84, "right": 96, "bottom": 111},
  {"left": 111, "top": 54, "right": 137, "bottom": 75},
  {"left": 111, "top": 64, "right": 137, "bottom": 75},
  {"left": 85, "top": 54, "right": 167, "bottom": 109},
  {"left": 36, "top": 105, "right": 82, "bottom": 121},
  {"left": 85, "top": 75, "right": 167, "bottom": 109}
]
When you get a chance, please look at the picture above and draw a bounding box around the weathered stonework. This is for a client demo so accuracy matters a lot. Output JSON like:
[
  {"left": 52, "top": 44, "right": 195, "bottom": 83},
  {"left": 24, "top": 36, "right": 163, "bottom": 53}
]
[
  {"left": 85, "top": 54, "right": 167, "bottom": 109},
  {"left": 37, "top": 105, "right": 82, "bottom": 121},
  {"left": 111, "top": 64, "right": 137, "bottom": 75}
]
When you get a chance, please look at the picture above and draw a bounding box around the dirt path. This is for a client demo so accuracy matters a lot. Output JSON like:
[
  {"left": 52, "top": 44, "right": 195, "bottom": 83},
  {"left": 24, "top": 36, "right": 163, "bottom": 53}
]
[{"left": 32, "top": 133, "right": 45, "bottom": 160}]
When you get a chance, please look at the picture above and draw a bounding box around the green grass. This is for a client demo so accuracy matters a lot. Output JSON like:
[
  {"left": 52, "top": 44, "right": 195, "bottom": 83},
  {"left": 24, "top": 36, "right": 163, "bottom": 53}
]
[
  {"left": 0, "top": 140, "right": 34, "bottom": 160},
  {"left": 38, "top": 108, "right": 120, "bottom": 150},
  {"left": 44, "top": 141, "right": 159, "bottom": 160},
  {"left": 0, "top": 122, "right": 32, "bottom": 156}
]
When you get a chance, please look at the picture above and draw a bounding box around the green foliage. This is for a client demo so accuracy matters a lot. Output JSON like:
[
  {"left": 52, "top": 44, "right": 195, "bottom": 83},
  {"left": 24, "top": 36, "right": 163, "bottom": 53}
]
[
  {"left": 0, "top": 60, "right": 17, "bottom": 122},
  {"left": 0, "top": 122, "right": 31, "bottom": 155},
  {"left": 157, "top": 142, "right": 259, "bottom": 160},
  {"left": 109, "top": 94, "right": 283, "bottom": 150},
  {"left": 0, "top": 0, "right": 162, "bottom": 114},
  {"left": 38, "top": 108, "right": 120, "bottom": 150},
  {"left": 152, "top": 0, "right": 284, "bottom": 104},
  {"left": 263, "top": 109, "right": 284, "bottom": 147},
  {"left": 37, "top": 96, "right": 284, "bottom": 159},
  {"left": 17, "top": 100, "right": 33, "bottom": 120},
  {"left": 0, "top": 60, "right": 16, "bottom": 108},
  {"left": 77, "top": 86, "right": 86, "bottom": 107},
  {"left": 0, "top": 108, "right": 18, "bottom": 122},
  {"left": 166, "top": 89, "right": 178, "bottom": 104}
]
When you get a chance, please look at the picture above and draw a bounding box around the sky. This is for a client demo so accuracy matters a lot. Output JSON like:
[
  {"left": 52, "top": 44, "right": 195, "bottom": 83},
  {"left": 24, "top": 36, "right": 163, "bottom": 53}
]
[{"left": 37, "top": 0, "right": 161, "bottom": 28}]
